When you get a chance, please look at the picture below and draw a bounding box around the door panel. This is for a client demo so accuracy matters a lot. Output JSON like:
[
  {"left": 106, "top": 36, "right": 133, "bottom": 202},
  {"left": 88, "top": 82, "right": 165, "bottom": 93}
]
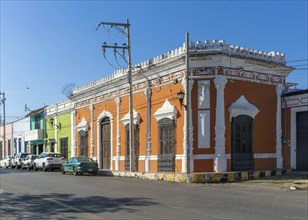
[
  {"left": 60, "top": 138, "right": 68, "bottom": 159},
  {"left": 231, "top": 115, "right": 254, "bottom": 171},
  {"left": 296, "top": 111, "right": 308, "bottom": 171},
  {"left": 158, "top": 118, "right": 175, "bottom": 172},
  {"left": 101, "top": 118, "right": 111, "bottom": 170}
]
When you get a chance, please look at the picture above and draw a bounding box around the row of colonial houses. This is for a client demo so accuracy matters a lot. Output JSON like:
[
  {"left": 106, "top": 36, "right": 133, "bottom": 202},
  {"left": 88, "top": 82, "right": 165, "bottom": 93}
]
[{"left": 1, "top": 39, "right": 307, "bottom": 172}]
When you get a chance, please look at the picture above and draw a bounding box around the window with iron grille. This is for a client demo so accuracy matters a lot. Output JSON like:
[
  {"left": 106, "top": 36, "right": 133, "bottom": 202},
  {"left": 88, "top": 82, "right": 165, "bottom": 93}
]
[
  {"left": 124, "top": 124, "right": 139, "bottom": 171},
  {"left": 60, "top": 137, "right": 68, "bottom": 159},
  {"left": 78, "top": 130, "right": 88, "bottom": 157},
  {"left": 158, "top": 118, "right": 175, "bottom": 172}
]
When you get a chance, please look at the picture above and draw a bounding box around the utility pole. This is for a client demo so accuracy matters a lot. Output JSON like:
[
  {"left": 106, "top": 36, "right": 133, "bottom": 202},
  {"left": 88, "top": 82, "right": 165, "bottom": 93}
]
[
  {"left": 185, "top": 33, "right": 190, "bottom": 174},
  {"left": 97, "top": 19, "right": 135, "bottom": 172},
  {"left": 0, "top": 92, "right": 6, "bottom": 157}
]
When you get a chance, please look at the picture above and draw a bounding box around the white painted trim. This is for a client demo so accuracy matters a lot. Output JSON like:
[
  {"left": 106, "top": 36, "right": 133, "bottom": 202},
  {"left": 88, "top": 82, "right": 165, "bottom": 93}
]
[
  {"left": 154, "top": 99, "right": 177, "bottom": 122},
  {"left": 121, "top": 109, "right": 140, "bottom": 126},
  {"left": 291, "top": 106, "right": 308, "bottom": 169},
  {"left": 214, "top": 75, "right": 227, "bottom": 172},
  {"left": 76, "top": 117, "right": 88, "bottom": 132},
  {"left": 198, "top": 80, "right": 210, "bottom": 108},
  {"left": 198, "top": 110, "right": 210, "bottom": 148},
  {"left": 194, "top": 153, "right": 276, "bottom": 160},
  {"left": 136, "top": 155, "right": 158, "bottom": 160},
  {"left": 228, "top": 95, "right": 259, "bottom": 121},
  {"left": 254, "top": 153, "right": 276, "bottom": 159}
]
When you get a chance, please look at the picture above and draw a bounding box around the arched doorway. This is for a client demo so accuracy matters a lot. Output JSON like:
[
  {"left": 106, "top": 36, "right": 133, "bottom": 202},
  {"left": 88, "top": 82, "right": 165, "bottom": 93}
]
[
  {"left": 231, "top": 115, "right": 254, "bottom": 171},
  {"left": 101, "top": 117, "right": 111, "bottom": 169}
]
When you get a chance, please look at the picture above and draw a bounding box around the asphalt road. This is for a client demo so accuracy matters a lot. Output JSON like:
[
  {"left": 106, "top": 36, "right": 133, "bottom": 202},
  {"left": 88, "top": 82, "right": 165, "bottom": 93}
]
[{"left": 0, "top": 168, "right": 307, "bottom": 220}]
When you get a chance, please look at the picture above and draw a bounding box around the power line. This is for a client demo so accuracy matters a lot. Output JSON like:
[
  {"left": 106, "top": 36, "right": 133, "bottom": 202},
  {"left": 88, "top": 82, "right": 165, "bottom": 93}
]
[{"left": 286, "top": 59, "right": 308, "bottom": 63}]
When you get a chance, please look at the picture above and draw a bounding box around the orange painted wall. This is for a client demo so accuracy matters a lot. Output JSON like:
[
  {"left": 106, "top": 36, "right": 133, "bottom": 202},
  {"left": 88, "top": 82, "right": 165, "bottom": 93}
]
[
  {"left": 225, "top": 79, "right": 277, "bottom": 155},
  {"left": 255, "top": 158, "right": 276, "bottom": 170},
  {"left": 75, "top": 76, "right": 185, "bottom": 172},
  {"left": 191, "top": 75, "right": 278, "bottom": 171},
  {"left": 150, "top": 81, "right": 184, "bottom": 172},
  {"left": 194, "top": 159, "right": 214, "bottom": 172}
]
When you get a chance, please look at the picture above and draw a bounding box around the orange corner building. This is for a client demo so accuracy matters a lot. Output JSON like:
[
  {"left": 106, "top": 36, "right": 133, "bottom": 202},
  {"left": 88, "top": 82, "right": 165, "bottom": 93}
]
[{"left": 70, "top": 40, "right": 295, "bottom": 173}]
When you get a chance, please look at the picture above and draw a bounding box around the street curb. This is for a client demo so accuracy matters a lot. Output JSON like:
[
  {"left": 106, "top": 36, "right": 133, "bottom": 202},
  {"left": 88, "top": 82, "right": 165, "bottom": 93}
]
[{"left": 97, "top": 169, "right": 292, "bottom": 184}]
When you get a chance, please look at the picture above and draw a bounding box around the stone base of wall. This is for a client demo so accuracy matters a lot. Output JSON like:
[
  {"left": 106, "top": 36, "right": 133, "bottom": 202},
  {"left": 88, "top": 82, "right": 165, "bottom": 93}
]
[{"left": 98, "top": 169, "right": 292, "bottom": 184}]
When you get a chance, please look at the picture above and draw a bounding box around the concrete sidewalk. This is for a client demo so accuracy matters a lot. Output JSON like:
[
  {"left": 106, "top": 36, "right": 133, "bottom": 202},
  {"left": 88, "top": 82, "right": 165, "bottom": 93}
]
[
  {"left": 238, "top": 171, "right": 308, "bottom": 190},
  {"left": 98, "top": 169, "right": 308, "bottom": 190}
]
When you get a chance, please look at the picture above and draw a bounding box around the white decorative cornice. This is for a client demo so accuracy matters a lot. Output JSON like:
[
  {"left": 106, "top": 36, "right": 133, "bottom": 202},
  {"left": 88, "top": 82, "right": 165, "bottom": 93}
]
[
  {"left": 76, "top": 117, "right": 88, "bottom": 132},
  {"left": 154, "top": 99, "right": 177, "bottom": 122},
  {"left": 73, "top": 40, "right": 288, "bottom": 96},
  {"left": 228, "top": 96, "right": 260, "bottom": 121},
  {"left": 121, "top": 109, "right": 140, "bottom": 126}
]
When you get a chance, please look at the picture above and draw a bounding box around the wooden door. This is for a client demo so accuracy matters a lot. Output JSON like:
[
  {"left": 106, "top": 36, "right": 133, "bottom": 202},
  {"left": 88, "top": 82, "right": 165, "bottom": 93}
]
[
  {"left": 296, "top": 111, "right": 308, "bottom": 171},
  {"left": 101, "top": 118, "right": 111, "bottom": 169}
]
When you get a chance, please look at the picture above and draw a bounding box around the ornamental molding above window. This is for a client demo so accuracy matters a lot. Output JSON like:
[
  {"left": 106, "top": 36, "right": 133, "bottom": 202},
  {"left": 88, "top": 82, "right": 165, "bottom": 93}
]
[
  {"left": 76, "top": 117, "right": 88, "bottom": 132},
  {"left": 121, "top": 109, "right": 140, "bottom": 126},
  {"left": 228, "top": 95, "right": 259, "bottom": 121},
  {"left": 154, "top": 99, "right": 177, "bottom": 122},
  {"left": 97, "top": 110, "right": 113, "bottom": 123}
]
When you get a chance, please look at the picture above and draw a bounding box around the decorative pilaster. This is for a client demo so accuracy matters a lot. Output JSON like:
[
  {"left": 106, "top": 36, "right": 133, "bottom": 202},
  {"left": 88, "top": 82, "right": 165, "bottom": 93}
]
[
  {"left": 214, "top": 75, "right": 228, "bottom": 172},
  {"left": 115, "top": 97, "right": 122, "bottom": 171},
  {"left": 182, "top": 77, "right": 194, "bottom": 173},
  {"left": 144, "top": 88, "right": 152, "bottom": 172},
  {"left": 276, "top": 84, "right": 284, "bottom": 169},
  {"left": 89, "top": 105, "right": 94, "bottom": 158},
  {"left": 71, "top": 109, "right": 77, "bottom": 157},
  {"left": 54, "top": 115, "right": 58, "bottom": 152}
]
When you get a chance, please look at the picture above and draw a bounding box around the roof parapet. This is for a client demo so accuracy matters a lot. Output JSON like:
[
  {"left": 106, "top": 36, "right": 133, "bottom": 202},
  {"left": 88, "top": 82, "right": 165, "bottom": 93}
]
[{"left": 73, "top": 40, "right": 286, "bottom": 94}]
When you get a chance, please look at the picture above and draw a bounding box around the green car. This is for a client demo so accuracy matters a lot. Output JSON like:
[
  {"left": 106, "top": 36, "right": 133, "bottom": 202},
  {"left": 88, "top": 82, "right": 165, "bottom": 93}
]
[{"left": 61, "top": 156, "right": 98, "bottom": 176}]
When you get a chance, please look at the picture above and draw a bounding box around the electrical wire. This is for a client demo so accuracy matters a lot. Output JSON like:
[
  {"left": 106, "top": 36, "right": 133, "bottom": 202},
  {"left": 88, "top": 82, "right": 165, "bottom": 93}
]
[
  {"left": 102, "top": 51, "right": 118, "bottom": 70},
  {"left": 286, "top": 59, "right": 308, "bottom": 63}
]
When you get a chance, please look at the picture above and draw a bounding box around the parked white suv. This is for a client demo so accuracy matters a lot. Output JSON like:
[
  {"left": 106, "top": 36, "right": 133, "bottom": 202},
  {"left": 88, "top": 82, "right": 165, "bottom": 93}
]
[
  {"left": 22, "top": 154, "right": 38, "bottom": 170},
  {"left": 12, "top": 153, "right": 28, "bottom": 169},
  {"left": 0, "top": 156, "right": 13, "bottom": 168},
  {"left": 33, "top": 152, "right": 65, "bottom": 172}
]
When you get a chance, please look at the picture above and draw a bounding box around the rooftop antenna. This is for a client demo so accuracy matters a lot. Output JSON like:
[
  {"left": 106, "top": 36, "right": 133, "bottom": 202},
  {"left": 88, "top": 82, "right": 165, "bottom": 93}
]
[{"left": 25, "top": 104, "right": 31, "bottom": 112}]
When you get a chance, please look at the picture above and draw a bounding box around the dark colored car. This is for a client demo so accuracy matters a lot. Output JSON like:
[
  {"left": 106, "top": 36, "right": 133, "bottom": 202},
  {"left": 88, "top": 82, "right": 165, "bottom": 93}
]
[{"left": 61, "top": 156, "right": 98, "bottom": 176}]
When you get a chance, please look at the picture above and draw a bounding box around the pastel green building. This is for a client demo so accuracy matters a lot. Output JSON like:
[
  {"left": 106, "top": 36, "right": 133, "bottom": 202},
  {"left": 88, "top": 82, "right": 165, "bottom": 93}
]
[
  {"left": 24, "top": 107, "right": 46, "bottom": 155},
  {"left": 45, "top": 100, "right": 74, "bottom": 159}
]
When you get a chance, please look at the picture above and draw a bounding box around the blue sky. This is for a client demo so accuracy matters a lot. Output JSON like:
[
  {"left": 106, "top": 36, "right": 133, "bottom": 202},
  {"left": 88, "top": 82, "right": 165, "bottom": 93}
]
[{"left": 1, "top": 0, "right": 307, "bottom": 122}]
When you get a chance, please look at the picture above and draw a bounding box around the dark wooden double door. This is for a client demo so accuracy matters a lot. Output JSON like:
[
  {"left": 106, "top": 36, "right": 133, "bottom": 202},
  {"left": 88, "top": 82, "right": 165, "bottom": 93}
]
[
  {"left": 101, "top": 118, "right": 111, "bottom": 169},
  {"left": 231, "top": 115, "right": 254, "bottom": 171},
  {"left": 296, "top": 111, "right": 308, "bottom": 171}
]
